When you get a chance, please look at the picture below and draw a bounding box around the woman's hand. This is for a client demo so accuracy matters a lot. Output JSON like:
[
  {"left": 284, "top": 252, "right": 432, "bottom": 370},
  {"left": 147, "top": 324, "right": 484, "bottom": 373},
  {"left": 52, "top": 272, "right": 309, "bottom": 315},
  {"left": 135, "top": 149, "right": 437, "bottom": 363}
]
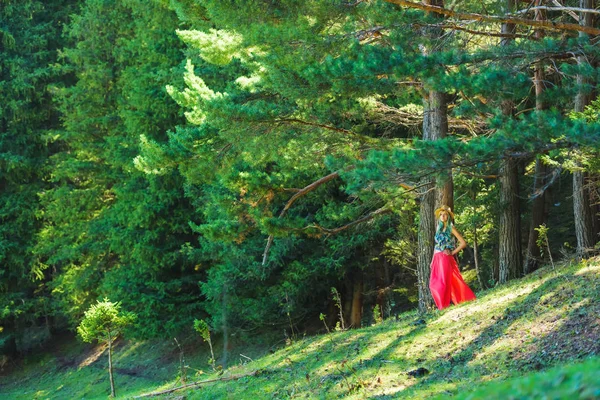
[{"left": 443, "top": 249, "right": 452, "bottom": 256}]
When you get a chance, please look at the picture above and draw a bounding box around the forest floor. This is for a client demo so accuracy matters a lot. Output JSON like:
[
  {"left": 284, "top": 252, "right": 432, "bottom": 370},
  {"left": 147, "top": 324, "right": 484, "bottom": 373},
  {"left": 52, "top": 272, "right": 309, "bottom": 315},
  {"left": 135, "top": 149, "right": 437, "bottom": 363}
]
[{"left": 1, "top": 257, "right": 599, "bottom": 399}]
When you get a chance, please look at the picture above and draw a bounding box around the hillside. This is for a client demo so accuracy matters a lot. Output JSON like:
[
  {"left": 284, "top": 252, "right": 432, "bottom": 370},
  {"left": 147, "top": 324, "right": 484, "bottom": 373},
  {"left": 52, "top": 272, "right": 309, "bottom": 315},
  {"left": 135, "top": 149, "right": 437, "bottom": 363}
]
[{"left": 1, "top": 258, "right": 599, "bottom": 399}]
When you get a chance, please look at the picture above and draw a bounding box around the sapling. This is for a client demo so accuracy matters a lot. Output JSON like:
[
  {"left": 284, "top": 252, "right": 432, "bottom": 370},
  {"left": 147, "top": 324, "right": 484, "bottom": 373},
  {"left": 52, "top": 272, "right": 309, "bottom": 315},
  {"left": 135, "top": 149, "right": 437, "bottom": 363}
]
[
  {"left": 77, "top": 298, "right": 136, "bottom": 398},
  {"left": 372, "top": 304, "right": 382, "bottom": 324},
  {"left": 194, "top": 319, "right": 216, "bottom": 371},
  {"left": 331, "top": 287, "right": 346, "bottom": 331},
  {"left": 535, "top": 224, "right": 554, "bottom": 269}
]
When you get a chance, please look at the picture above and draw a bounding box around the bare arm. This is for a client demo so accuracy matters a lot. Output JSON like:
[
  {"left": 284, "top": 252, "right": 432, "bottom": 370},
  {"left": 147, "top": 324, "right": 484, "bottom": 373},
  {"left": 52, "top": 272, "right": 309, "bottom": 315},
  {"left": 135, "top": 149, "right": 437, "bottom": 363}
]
[{"left": 451, "top": 226, "right": 467, "bottom": 256}]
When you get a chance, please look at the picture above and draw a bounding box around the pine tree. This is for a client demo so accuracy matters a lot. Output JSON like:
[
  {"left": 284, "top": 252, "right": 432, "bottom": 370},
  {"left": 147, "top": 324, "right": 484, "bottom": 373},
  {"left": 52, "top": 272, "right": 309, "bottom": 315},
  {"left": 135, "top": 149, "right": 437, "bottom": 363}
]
[
  {"left": 34, "top": 0, "right": 200, "bottom": 337},
  {"left": 0, "top": 0, "right": 76, "bottom": 353}
]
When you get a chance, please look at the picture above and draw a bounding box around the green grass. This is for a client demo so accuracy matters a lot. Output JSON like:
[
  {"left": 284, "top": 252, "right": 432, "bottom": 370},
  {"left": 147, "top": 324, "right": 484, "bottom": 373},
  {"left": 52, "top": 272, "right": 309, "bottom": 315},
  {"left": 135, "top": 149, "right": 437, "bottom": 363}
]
[{"left": 1, "top": 257, "right": 599, "bottom": 399}]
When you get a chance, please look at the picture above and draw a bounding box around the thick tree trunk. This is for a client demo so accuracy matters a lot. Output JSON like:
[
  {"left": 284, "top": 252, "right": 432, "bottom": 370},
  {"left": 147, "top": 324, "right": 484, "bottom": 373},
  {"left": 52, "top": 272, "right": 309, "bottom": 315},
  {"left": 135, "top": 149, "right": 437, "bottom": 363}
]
[
  {"left": 108, "top": 337, "right": 116, "bottom": 398},
  {"left": 592, "top": 188, "right": 600, "bottom": 239},
  {"left": 430, "top": 89, "right": 453, "bottom": 209},
  {"left": 498, "top": 0, "right": 522, "bottom": 284},
  {"left": 417, "top": 178, "right": 436, "bottom": 312},
  {"left": 349, "top": 277, "right": 363, "bottom": 328},
  {"left": 573, "top": 0, "right": 596, "bottom": 258},
  {"left": 573, "top": 172, "right": 594, "bottom": 257},
  {"left": 415, "top": 0, "right": 451, "bottom": 313},
  {"left": 499, "top": 158, "right": 522, "bottom": 281}
]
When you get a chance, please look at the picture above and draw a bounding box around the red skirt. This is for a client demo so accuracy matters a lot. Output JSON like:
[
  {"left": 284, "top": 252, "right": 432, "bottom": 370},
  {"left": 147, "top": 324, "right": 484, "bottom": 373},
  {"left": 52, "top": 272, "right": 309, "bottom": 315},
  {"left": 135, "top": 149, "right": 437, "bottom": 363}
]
[{"left": 429, "top": 252, "right": 476, "bottom": 310}]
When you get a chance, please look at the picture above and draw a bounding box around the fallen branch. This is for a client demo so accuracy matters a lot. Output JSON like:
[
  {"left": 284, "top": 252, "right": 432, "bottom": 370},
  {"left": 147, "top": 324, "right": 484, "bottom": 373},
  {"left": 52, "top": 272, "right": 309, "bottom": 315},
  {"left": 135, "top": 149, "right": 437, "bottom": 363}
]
[{"left": 133, "top": 370, "right": 260, "bottom": 398}]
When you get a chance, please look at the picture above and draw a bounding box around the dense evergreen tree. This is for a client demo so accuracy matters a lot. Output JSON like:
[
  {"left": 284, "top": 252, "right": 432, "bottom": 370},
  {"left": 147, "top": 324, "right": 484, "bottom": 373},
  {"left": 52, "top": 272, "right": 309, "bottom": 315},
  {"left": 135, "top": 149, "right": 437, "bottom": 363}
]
[
  {"left": 0, "top": 0, "right": 76, "bottom": 353},
  {"left": 33, "top": 0, "right": 200, "bottom": 338}
]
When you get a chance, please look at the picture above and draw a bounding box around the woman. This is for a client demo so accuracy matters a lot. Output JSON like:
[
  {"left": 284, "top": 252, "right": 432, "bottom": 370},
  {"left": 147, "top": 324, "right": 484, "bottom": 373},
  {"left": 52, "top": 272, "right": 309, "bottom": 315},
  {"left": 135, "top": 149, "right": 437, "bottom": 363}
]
[{"left": 429, "top": 205, "right": 476, "bottom": 310}]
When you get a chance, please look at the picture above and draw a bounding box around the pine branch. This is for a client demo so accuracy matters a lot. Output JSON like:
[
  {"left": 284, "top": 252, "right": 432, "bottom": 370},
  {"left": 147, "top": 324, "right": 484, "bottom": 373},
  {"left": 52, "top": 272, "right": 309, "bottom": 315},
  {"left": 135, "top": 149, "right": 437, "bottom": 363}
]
[
  {"left": 262, "top": 171, "right": 341, "bottom": 266},
  {"left": 411, "top": 22, "right": 537, "bottom": 40},
  {"left": 307, "top": 206, "right": 392, "bottom": 235},
  {"left": 549, "top": 0, "right": 579, "bottom": 22},
  {"left": 383, "top": 0, "right": 600, "bottom": 36},
  {"left": 274, "top": 118, "right": 381, "bottom": 145},
  {"left": 374, "top": 102, "right": 487, "bottom": 135},
  {"left": 516, "top": 6, "right": 600, "bottom": 16},
  {"left": 275, "top": 118, "right": 354, "bottom": 135}
]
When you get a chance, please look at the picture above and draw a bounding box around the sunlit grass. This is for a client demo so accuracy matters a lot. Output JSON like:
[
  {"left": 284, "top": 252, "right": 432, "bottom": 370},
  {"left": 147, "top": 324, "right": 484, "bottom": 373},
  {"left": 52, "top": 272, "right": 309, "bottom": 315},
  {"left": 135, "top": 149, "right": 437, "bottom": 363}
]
[{"left": 1, "top": 258, "right": 598, "bottom": 399}]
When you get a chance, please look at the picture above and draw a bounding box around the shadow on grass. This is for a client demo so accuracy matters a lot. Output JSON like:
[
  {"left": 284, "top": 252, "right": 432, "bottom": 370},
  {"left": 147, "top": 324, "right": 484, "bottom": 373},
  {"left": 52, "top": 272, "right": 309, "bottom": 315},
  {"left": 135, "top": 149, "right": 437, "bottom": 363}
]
[{"left": 413, "top": 264, "right": 600, "bottom": 398}]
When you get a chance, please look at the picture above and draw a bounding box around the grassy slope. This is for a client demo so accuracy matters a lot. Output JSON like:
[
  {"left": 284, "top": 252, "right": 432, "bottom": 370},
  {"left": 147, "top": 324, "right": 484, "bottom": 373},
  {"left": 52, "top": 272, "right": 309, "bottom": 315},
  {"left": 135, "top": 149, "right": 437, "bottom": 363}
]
[{"left": 1, "top": 258, "right": 599, "bottom": 399}]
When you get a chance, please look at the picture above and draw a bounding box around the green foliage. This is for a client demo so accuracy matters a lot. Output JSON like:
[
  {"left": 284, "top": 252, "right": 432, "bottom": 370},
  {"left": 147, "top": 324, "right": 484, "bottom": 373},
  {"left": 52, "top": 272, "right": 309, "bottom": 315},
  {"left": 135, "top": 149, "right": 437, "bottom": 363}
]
[
  {"left": 77, "top": 298, "right": 136, "bottom": 344},
  {"left": 193, "top": 318, "right": 216, "bottom": 370},
  {"left": 372, "top": 304, "right": 382, "bottom": 325},
  {"left": 0, "top": 0, "right": 77, "bottom": 352},
  {"left": 31, "top": 0, "right": 201, "bottom": 339},
  {"left": 193, "top": 319, "right": 211, "bottom": 343},
  {"left": 331, "top": 287, "right": 346, "bottom": 331}
]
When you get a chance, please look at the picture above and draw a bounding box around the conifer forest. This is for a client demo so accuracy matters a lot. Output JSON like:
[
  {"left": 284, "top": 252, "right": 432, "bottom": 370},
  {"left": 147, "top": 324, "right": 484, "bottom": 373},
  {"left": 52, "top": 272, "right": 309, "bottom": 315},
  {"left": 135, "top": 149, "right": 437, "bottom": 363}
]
[{"left": 1, "top": 0, "right": 600, "bottom": 398}]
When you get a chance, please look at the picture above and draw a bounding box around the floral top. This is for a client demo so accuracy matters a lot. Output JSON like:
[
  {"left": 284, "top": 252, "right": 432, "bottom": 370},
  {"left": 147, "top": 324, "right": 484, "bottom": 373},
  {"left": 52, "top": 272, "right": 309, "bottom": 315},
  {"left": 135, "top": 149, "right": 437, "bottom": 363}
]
[{"left": 434, "top": 223, "right": 455, "bottom": 252}]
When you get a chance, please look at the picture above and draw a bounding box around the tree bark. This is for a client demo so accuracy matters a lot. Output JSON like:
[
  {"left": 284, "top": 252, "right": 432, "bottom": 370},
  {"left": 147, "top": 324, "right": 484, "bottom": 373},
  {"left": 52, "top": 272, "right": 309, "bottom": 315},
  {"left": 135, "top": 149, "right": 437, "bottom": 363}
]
[
  {"left": 573, "top": 0, "right": 596, "bottom": 259},
  {"left": 499, "top": 159, "right": 522, "bottom": 282},
  {"left": 349, "top": 276, "right": 364, "bottom": 328},
  {"left": 573, "top": 172, "right": 594, "bottom": 257},
  {"left": 498, "top": 0, "right": 522, "bottom": 284},
  {"left": 473, "top": 221, "right": 484, "bottom": 289},
  {"left": 430, "top": 90, "right": 452, "bottom": 209},
  {"left": 417, "top": 179, "right": 436, "bottom": 312}
]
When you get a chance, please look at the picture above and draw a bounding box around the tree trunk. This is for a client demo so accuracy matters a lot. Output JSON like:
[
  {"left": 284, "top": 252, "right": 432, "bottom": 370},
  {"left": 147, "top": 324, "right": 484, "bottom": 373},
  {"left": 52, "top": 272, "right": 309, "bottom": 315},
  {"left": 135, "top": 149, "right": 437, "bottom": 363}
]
[
  {"left": 498, "top": 0, "right": 522, "bottom": 283},
  {"left": 415, "top": 0, "right": 451, "bottom": 313},
  {"left": 417, "top": 179, "right": 436, "bottom": 313},
  {"left": 375, "top": 257, "right": 391, "bottom": 320},
  {"left": 349, "top": 276, "right": 363, "bottom": 328},
  {"left": 573, "top": 171, "right": 594, "bottom": 257},
  {"left": 473, "top": 221, "right": 484, "bottom": 289},
  {"left": 108, "top": 336, "right": 116, "bottom": 398},
  {"left": 592, "top": 186, "right": 600, "bottom": 239},
  {"left": 428, "top": 90, "right": 452, "bottom": 207},
  {"left": 524, "top": 2, "right": 551, "bottom": 274},
  {"left": 499, "top": 158, "right": 522, "bottom": 281},
  {"left": 573, "top": 0, "right": 596, "bottom": 259},
  {"left": 524, "top": 159, "right": 548, "bottom": 273}
]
